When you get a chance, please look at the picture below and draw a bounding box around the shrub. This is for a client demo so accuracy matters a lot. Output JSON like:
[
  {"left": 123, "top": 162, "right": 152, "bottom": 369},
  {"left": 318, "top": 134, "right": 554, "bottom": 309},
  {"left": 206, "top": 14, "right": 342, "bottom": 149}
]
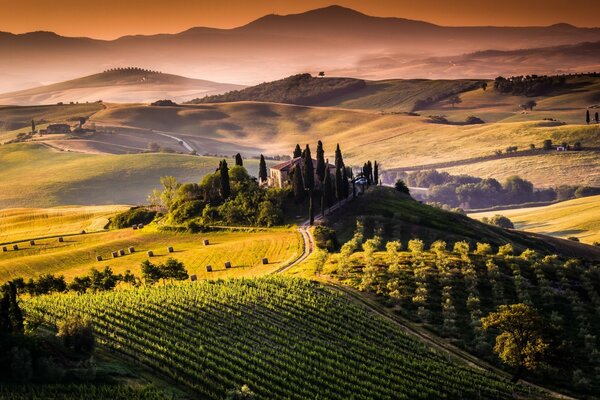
[
  {"left": 497, "top": 243, "right": 514, "bottom": 256},
  {"left": 408, "top": 239, "right": 425, "bottom": 254},
  {"left": 488, "top": 215, "right": 515, "bottom": 229},
  {"left": 475, "top": 243, "right": 493, "bottom": 255},
  {"left": 567, "top": 236, "right": 580, "bottom": 242},
  {"left": 465, "top": 116, "right": 484, "bottom": 124},
  {"left": 57, "top": 315, "right": 95, "bottom": 354},
  {"left": 394, "top": 180, "right": 410, "bottom": 194},
  {"left": 110, "top": 207, "right": 157, "bottom": 229},
  {"left": 314, "top": 226, "right": 339, "bottom": 252}
]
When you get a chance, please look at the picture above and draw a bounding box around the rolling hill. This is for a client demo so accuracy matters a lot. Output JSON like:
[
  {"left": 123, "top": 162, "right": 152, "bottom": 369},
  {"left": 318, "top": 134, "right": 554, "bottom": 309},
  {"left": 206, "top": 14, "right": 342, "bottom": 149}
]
[
  {"left": 0, "top": 68, "right": 245, "bottom": 105},
  {"left": 2, "top": 5, "right": 600, "bottom": 91},
  {"left": 0, "top": 143, "right": 267, "bottom": 208},
  {"left": 469, "top": 195, "right": 600, "bottom": 244},
  {"left": 324, "top": 186, "right": 600, "bottom": 260}
]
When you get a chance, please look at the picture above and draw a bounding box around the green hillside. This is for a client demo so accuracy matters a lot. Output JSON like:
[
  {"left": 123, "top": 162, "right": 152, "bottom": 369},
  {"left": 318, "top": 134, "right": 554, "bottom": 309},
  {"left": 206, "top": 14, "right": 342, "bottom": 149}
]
[
  {"left": 24, "top": 277, "right": 528, "bottom": 399},
  {"left": 326, "top": 187, "right": 600, "bottom": 260},
  {"left": 0, "top": 143, "right": 264, "bottom": 207}
]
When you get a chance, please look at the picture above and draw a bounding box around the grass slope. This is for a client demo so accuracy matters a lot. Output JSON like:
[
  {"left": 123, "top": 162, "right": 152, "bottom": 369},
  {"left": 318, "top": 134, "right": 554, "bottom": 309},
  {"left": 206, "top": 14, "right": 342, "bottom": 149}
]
[
  {"left": 0, "top": 205, "right": 127, "bottom": 243},
  {"left": 470, "top": 195, "right": 600, "bottom": 244},
  {"left": 0, "top": 143, "right": 265, "bottom": 207},
  {"left": 25, "top": 277, "right": 527, "bottom": 399},
  {"left": 0, "top": 224, "right": 300, "bottom": 282},
  {"left": 327, "top": 187, "right": 600, "bottom": 260}
]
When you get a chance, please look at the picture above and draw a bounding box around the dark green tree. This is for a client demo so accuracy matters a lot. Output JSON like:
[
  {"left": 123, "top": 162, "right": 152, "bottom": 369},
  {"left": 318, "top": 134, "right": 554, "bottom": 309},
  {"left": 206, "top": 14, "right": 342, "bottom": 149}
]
[
  {"left": 596, "top": 112, "right": 599, "bottom": 123},
  {"left": 292, "top": 166, "right": 305, "bottom": 203},
  {"left": 234, "top": 153, "right": 243, "bottom": 166},
  {"left": 141, "top": 260, "right": 162, "bottom": 285},
  {"left": 302, "top": 145, "right": 314, "bottom": 191},
  {"left": 258, "top": 154, "right": 268, "bottom": 183},
  {"left": 31, "top": 119, "right": 35, "bottom": 134},
  {"left": 293, "top": 144, "right": 302, "bottom": 158},
  {"left": 335, "top": 165, "right": 344, "bottom": 202},
  {"left": 219, "top": 160, "right": 231, "bottom": 199},
  {"left": 373, "top": 161, "right": 379, "bottom": 185},
  {"left": 586, "top": 110, "right": 590, "bottom": 124},
  {"left": 334, "top": 144, "right": 344, "bottom": 170},
  {"left": 0, "top": 282, "right": 24, "bottom": 335},
  {"left": 316, "top": 140, "right": 326, "bottom": 183},
  {"left": 342, "top": 167, "right": 349, "bottom": 199},
  {"left": 161, "top": 258, "right": 188, "bottom": 282},
  {"left": 323, "top": 169, "right": 334, "bottom": 209}
]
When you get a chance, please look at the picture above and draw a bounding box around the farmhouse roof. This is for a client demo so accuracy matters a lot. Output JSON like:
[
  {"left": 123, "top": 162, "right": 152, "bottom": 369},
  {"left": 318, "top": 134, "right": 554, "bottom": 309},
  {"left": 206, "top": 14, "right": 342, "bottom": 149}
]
[{"left": 270, "top": 157, "right": 334, "bottom": 172}]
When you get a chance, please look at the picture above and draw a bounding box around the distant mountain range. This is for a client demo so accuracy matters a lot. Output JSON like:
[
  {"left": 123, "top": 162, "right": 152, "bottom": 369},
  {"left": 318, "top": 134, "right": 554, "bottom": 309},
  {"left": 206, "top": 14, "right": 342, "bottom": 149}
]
[
  {"left": 0, "top": 68, "right": 244, "bottom": 105},
  {"left": 1, "top": 5, "right": 599, "bottom": 92}
]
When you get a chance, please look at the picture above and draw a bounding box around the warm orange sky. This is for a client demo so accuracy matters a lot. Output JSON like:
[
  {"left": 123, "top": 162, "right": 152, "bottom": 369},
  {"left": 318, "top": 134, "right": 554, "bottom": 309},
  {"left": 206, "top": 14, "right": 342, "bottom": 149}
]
[{"left": 2, "top": 0, "right": 598, "bottom": 39}]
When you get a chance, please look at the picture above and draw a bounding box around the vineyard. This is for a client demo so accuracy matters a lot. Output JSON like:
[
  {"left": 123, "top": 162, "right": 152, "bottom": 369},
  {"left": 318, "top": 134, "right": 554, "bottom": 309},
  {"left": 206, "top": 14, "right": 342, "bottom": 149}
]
[
  {"left": 23, "top": 277, "right": 528, "bottom": 399},
  {"left": 324, "top": 242, "right": 600, "bottom": 396},
  {"left": 0, "top": 384, "right": 170, "bottom": 400}
]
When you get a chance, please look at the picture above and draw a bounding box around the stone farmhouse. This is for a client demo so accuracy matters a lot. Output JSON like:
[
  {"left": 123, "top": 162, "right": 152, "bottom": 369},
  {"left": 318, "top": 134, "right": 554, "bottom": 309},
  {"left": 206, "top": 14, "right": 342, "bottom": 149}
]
[{"left": 268, "top": 157, "right": 336, "bottom": 188}]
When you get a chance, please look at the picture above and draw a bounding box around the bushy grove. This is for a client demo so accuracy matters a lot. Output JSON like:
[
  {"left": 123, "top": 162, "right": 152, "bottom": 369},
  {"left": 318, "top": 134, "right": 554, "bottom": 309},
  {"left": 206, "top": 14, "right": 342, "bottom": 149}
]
[
  {"left": 395, "top": 169, "right": 600, "bottom": 209},
  {"left": 319, "top": 222, "right": 600, "bottom": 395}
]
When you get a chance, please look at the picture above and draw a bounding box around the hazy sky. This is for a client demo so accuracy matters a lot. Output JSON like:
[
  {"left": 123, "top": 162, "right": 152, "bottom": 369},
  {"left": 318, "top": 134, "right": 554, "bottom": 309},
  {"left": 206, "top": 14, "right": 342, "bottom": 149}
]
[{"left": 2, "top": 0, "right": 598, "bottom": 39}]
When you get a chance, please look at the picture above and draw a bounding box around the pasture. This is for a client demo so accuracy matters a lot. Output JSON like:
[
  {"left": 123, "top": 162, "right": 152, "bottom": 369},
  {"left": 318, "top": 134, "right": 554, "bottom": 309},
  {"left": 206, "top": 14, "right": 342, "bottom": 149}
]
[{"left": 469, "top": 195, "right": 600, "bottom": 244}]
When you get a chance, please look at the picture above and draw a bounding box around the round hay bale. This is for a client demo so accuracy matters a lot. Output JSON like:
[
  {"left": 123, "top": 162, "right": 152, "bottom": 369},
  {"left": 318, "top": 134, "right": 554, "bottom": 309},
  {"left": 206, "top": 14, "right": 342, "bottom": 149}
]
[
  {"left": 147, "top": 250, "right": 154, "bottom": 257},
  {"left": 132, "top": 225, "right": 138, "bottom": 230},
  {"left": 112, "top": 251, "right": 118, "bottom": 258},
  {"left": 58, "top": 237, "right": 64, "bottom": 243},
  {"left": 138, "top": 224, "right": 144, "bottom": 229},
  {"left": 206, "top": 265, "right": 213, "bottom": 272},
  {"left": 262, "top": 257, "right": 269, "bottom": 265},
  {"left": 96, "top": 255, "right": 103, "bottom": 262},
  {"left": 224, "top": 261, "right": 232, "bottom": 269},
  {"left": 203, "top": 239, "right": 210, "bottom": 246},
  {"left": 2, "top": 246, "right": 7, "bottom": 252},
  {"left": 167, "top": 246, "right": 174, "bottom": 253},
  {"left": 81, "top": 230, "right": 86, "bottom": 234},
  {"left": 190, "top": 274, "right": 197, "bottom": 282},
  {"left": 30, "top": 240, "right": 35, "bottom": 246},
  {"left": 128, "top": 246, "right": 135, "bottom": 253},
  {"left": 12, "top": 244, "right": 18, "bottom": 251},
  {"left": 118, "top": 249, "right": 125, "bottom": 256}
]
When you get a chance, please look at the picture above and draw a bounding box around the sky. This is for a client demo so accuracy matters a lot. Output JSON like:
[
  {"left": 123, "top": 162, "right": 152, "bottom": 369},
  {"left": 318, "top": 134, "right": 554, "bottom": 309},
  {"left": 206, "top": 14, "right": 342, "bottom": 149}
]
[{"left": 1, "top": 0, "right": 598, "bottom": 39}]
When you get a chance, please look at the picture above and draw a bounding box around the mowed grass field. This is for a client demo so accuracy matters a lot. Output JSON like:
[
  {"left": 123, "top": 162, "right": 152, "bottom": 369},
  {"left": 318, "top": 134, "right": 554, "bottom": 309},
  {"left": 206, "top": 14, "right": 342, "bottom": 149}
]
[
  {"left": 0, "top": 205, "right": 128, "bottom": 243},
  {"left": 0, "top": 143, "right": 266, "bottom": 207},
  {"left": 469, "top": 195, "right": 600, "bottom": 244},
  {"left": 0, "top": 223, "right": 302, "bottom": 282}
]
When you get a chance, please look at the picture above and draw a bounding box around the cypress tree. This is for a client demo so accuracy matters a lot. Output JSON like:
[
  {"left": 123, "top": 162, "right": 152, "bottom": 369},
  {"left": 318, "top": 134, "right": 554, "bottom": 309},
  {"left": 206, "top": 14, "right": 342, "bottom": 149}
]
[
  {"left": 342, "top": 167, "right": 349, "bottom": 199},
  {"left": 234, "top": 153, "right": 243, "bottom": 166},
  {"left": 258, "top": 154, "right": 268, "bottom": 183},
  {"left": 586, "top": 110, "right": 590, "bottom": 124},
  {"left": 373, "top": 161, "right": 379, "bottom": 186},
  {"left": 335, "top": 165, "right": 343, "bottom": 202},
  {"left": 31, "top": 119, "right": 36, "bottom": 134},
  {"left": 292, "top": 166, "right": 305, "bottom": 203},
  {"left": 596, "top": 112, "right": 599, "bottom": 123},
  {"left": 309, "top": 194, "right": 314, "bottom": 225},
  {"left": 219, "top": 160, "right": 231, "bottom": 199},
  {"left": 316, "top": 140, "right": 326, "bottom": 183},
  {"left": 323, "top": 169, "right": 333, "bottom": 209},
  {"left": 302, "top": 145, "right": 314, "bottom": 190},
  {"left": 293, "top": 144, "right": 302, "bottom": 158},
  {"left": 334, "top": 144, "right": 344, "bottom": 170},
  {"left": 0, "top": 286, "right": 10, "bottom": 334}
]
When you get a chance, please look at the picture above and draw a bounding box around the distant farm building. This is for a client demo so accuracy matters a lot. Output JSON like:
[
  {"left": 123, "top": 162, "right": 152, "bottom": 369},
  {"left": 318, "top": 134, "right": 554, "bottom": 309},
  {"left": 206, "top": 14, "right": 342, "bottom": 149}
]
[
  {"left": 268, "top": 157, "right": 336, "bottom": 188},
  {"left": 45, "top": 124, "right": 71, "bottom": 134}
]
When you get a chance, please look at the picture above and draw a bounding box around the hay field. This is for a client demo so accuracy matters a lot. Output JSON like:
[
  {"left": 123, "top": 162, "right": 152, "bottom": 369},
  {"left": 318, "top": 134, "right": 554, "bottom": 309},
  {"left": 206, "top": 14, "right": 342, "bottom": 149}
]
[
  {"left": 0, "top": 224, "right": 302, "bottom": 282},
  {"left": 469, "top": 195, "right": 600, "bottom": 244}
]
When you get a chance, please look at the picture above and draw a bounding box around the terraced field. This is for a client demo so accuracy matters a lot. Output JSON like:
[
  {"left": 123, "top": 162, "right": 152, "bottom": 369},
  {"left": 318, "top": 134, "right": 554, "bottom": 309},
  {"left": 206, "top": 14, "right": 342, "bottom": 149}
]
[
  {"left": 24, "top": 277, "right": 529, "bottom": 400},
  {"left": 0, "top": 224, "right": 301, "bottom": 282}
]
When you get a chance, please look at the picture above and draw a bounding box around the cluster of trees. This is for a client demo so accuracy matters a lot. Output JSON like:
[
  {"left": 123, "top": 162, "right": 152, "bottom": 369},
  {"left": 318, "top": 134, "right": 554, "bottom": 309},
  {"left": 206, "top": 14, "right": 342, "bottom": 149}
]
[
  {"left": 402, "top": 170, "right": 600, "bottom": 209},
  {"left": 151, "top": 156, "right": 286, "bottom": 227},
  {"left": 110, "top": 207, "right": 157, "bottom": 229},
  {"left": 189, "top": 73, "right": 367, "bottom": 106},
  {"left": 493, "top": 75, "right": 567, "bottom": 96},
  {"left": 1, "top": 282, "right": 96, "bottom": 384}
]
